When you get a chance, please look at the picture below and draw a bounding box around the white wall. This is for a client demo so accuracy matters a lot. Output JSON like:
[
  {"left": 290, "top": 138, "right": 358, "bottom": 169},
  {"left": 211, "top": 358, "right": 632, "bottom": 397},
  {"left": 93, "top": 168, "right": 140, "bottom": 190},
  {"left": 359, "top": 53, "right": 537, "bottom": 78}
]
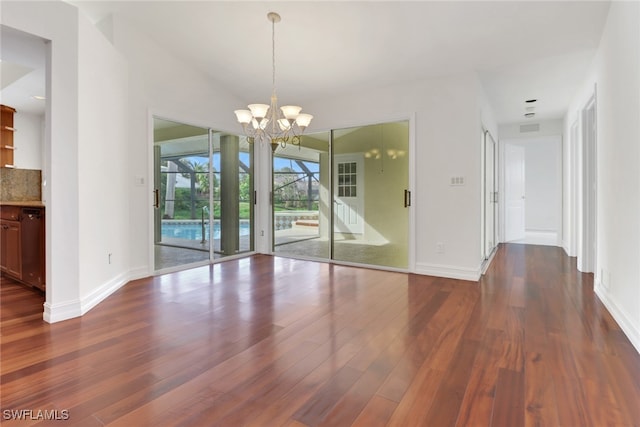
[
  {"left": 306, "top": 71, "right": 495, "bottom": 280},
  {"left": 13, "top": 112, "right": 44, "bottom": 170},
  {"left": 564, "top": 1, "right": 640, "bottom": 353},
  {"left": 105, "top": 14, "right": 247, "bottom": 277},
  {"left": 77, "top": 14, "right": 130, "bottom": 308},
  {"left": 2, "top": 1, "right": 133, "bottom": 322}
]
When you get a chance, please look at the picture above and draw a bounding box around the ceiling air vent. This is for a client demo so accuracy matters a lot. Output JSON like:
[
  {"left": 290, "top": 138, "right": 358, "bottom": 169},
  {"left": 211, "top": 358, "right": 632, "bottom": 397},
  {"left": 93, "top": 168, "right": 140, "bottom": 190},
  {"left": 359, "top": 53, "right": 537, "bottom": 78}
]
[{"left": 520, "top": 123, "right": 540, "bottom": 133}]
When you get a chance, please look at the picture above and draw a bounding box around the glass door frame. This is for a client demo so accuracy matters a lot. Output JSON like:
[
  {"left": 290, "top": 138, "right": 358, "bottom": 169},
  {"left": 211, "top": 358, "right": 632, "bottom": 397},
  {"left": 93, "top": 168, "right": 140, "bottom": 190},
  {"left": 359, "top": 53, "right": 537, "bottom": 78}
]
[
  {"left": 269, "top": 115, "right": 416, "bottom": 273},
  {"left": 150, "top": 113, "right": 255, "bottom": 274},
  {"left": 482, "top": 128, "right": 498, "bottom": 265}
]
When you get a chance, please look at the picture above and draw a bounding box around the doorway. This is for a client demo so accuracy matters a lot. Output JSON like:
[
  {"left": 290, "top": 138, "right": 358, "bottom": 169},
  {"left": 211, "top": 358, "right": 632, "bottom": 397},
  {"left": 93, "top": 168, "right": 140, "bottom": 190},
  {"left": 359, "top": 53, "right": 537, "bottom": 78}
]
[
  {"left": 0, "top": 26, "right": 48, "bottom": 312},
  {"left": 273, "top": 121, "right": 411, "bottom": 270},
  {"left": 331, "top": 122, "right": 410, "bottom": 268},
  {"left": 578, "top": 93, "right": 597, "bottom": 273},
  {"left": 153, "top": 118, "right": 254, "bottom": 271},
  {"left": 502, "top": 136, "right": 562, "bottom": 246},
  {"left": 333, "top": 154, "right": 364, "bottom": 235},
  {"left": 273, "top": 131, "right": 330, "bottom": 260},
  {"left": 504, "top": 143, "right": 526, "bottom": 242}
]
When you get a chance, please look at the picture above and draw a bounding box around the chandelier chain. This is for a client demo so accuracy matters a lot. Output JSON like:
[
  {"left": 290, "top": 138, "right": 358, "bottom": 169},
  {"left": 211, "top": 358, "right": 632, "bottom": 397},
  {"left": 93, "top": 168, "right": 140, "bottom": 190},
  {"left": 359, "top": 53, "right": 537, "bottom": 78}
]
[{"left": 272, "top": 18, "right": 276, "bottom": 94}]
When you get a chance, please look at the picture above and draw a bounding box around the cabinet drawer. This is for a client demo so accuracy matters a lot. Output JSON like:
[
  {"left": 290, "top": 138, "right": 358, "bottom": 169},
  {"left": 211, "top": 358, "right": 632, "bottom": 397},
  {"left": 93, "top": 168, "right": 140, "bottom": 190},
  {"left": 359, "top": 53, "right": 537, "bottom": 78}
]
[{"left": 0, "top": 206, "right": 20, "bottom": 221}]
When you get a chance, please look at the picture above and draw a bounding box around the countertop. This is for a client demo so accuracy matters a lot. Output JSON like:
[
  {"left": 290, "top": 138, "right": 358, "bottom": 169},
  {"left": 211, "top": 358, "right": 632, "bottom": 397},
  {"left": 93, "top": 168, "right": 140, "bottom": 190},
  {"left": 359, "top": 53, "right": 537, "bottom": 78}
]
[{"left": 0, "top": 201, "right": 45, "bottom": 207}]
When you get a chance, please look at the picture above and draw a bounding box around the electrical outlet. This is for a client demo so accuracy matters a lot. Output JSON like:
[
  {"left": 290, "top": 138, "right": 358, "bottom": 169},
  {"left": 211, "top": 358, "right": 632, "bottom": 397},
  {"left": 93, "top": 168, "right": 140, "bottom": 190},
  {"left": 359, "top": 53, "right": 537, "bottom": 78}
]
[{"left": 436, "top": 242, "right": 445, "bottom": 254}]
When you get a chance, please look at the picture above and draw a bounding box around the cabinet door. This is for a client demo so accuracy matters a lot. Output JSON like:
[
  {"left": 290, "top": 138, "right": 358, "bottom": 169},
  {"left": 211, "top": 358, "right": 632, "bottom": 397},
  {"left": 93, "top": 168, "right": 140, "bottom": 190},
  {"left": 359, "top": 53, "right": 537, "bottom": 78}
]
[
  {"left": 1, "top": 221, "right": 22, "bottom": 279},
  {"left": 21, "top": 210, "right": 45, "bottom": 289}
]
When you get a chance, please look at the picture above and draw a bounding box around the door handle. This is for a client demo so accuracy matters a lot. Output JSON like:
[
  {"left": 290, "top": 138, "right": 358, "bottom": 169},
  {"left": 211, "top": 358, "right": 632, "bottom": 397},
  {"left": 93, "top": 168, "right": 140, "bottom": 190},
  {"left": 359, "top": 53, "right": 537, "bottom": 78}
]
[
  {"left": 404, "top": 189, "right": 411, "bottom": 208},
  {"left": 154, "top": 189, "right": 159, "bottom": 208}
]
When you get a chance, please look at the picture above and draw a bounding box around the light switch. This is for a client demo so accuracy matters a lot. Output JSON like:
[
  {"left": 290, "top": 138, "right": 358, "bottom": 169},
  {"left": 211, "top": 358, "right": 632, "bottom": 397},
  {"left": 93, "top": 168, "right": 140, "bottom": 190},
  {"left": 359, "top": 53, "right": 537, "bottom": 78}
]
[{"left": 450, "top": 176, "right": 465, "bottom": 186}]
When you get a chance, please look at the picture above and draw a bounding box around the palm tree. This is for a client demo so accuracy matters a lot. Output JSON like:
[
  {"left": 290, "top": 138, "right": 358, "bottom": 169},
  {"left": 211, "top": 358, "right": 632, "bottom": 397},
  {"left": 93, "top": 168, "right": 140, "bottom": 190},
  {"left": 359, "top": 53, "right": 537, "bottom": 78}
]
[{"left": 182, "top": 159, "right": 210, "bottom": 194}]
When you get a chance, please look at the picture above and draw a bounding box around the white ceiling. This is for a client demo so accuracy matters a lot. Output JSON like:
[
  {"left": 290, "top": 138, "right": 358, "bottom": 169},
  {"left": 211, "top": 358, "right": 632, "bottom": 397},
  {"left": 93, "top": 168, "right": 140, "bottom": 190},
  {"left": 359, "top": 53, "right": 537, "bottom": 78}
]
[
  {"left": 4, "top": 1, "right": 612, "bottom": 125},
  {"left": 0, "top": 26, "right": 47, "bottom": 115}
]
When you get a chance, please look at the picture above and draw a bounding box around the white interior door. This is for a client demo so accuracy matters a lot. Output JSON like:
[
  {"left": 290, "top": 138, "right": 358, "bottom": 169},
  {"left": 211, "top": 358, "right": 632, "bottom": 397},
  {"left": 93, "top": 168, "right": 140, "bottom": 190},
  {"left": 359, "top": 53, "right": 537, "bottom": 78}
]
[
  {"left": 505, "top": 144, "right": 526, "bottom": 242},
  {"left": 333, "top": 154, "right": 364, "bottom": 235}
]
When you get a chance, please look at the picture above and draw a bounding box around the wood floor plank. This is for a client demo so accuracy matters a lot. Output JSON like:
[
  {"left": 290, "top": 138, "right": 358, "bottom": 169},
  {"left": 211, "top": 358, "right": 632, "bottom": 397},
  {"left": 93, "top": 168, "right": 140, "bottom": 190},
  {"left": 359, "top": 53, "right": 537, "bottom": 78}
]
[
  {"left": 1, "top": 245, "right": 639, "bottom": 426},
  {"left": 523, "top": 350, "right": 560, "bottom": 427},
  {"left": 292, "top": 365, "right": 363, "bottom": 426},
  {"left": 422, "top": 338, "right": 480, "bottom": 426},
  {"left": 350, "top": 395, "right": 397, "bottom": 427},
  {"left": 491, "top": 368, "right": 525, "bottom": 427}
]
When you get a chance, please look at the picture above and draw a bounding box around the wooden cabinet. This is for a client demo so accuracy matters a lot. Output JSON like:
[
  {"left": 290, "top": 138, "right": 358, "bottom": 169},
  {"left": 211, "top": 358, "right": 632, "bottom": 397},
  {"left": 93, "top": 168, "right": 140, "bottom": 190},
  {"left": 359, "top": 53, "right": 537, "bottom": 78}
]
[
  {"left": 0, "top": 205, "right": 45, "bottom": 291},
  {"left": 0, "top": 105, "right": 16, "bottom": 168},
  {"left": 1, "top": 219, "right": 21, "bottom": 278}
]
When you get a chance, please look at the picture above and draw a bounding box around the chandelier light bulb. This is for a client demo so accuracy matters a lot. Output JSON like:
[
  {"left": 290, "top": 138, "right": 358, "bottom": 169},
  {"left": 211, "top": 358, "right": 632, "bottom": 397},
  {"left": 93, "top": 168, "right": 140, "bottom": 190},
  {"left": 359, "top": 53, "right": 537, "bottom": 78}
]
[
  {"left": 248, "top": 104, "right": 270, "bottom": 119},
  {"left": 234, "top": 110, "right": 253, "bottom": 124},
  {"left": 295, "top": 113, "right": 313, "bottom": 128},
  {"left": 280, "top": 105, "right": 302, "bottom": 119}
]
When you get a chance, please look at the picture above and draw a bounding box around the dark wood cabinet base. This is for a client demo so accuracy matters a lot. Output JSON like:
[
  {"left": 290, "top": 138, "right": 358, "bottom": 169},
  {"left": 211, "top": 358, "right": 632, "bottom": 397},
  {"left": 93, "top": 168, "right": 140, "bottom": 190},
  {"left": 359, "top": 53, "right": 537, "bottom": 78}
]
[{"left": 0, "top": 204, "right": 45, "bottom": 290}]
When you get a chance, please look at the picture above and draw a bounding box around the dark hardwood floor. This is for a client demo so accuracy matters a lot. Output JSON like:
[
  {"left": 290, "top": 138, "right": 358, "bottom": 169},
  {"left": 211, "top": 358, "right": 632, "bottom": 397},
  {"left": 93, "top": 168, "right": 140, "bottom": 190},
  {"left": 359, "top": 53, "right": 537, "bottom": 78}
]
[{"left": 1, "top": 244, "right": 639, "bottom": 426}]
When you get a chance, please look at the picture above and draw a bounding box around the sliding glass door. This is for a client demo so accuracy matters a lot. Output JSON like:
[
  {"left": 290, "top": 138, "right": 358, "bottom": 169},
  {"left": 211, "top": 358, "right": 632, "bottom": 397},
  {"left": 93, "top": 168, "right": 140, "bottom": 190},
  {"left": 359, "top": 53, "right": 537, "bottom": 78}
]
[
  {"left": 272, "top": 121, "right": 410, "bottom": 270},
  {"left": 273, "top": 131, "right": 330, "bottom": 259},
  {"left": 153, "top": 119, "right": 210, "bottom": 270},
  {"left": 332, "top": 121, "right": 409, "bottom": 269},
  {"left": 153, "top": 118, "right": 253, "bottom": 271},
  {"left": 211, "top": 132, "right": 255, "bottom": 257}
]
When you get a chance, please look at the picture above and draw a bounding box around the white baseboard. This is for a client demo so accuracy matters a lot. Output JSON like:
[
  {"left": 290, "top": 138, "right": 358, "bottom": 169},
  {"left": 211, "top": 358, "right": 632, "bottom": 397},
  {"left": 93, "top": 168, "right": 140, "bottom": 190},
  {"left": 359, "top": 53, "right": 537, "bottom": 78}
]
[
  {"left": 481, "top": 249, "right": 498, "bottom": 274},
  {"left": 44, "top": 270, "right": 137, "bottom": 324},
  {"left": 80, "top": 271, "right": 129, "bottom": 315},
  {"left": 595, "top": 285, "right": 640, "bottom": 355},
  {"left": 524, "top": 230, "right": 559, "bottom": 246},
  {"left": 128, "top": 266, "right": 150, "bottom": 281},
  {"left": 415, "top": 262, "right": 481, "bottom": 282},
  {"left": 43, "top": 299, "right": 81, "bottom": 323}
]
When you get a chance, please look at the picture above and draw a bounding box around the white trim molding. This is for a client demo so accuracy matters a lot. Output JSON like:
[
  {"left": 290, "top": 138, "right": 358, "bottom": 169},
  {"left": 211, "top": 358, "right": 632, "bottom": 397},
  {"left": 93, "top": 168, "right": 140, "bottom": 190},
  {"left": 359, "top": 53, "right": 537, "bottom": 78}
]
[
  {"left": 80, "top": 272, "right": 129, "bottom": 315},
  {"left": 43, "top": 299, "right": 82, "bottom": 323},
  {"left": 43, "top": 272, "right": 131, "bottom": 323},
  {"left": 415, "top": 262, "right": 481, "bottom": 282},
  {"left": 595, "top": 285, "right": 640, "bottom": 355}
]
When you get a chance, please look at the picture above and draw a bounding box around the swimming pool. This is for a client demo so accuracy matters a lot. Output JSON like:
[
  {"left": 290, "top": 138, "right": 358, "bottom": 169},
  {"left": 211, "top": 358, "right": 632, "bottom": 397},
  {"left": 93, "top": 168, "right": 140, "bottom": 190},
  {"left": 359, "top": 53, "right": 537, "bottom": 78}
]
[{"left": 161, "top": 221, "right": 251, "bottom": 241}]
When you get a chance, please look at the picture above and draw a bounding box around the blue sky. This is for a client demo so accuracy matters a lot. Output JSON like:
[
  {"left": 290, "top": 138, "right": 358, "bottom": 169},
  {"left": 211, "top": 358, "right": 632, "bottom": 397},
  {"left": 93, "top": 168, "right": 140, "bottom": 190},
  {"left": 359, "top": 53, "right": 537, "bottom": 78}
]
[{"left": 185, "top": 153, "right": 318, "bottom": 173}]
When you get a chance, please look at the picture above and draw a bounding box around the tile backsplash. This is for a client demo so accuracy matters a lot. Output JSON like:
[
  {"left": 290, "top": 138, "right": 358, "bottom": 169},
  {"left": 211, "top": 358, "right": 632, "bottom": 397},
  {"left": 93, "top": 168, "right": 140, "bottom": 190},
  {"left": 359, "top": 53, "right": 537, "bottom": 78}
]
[{"left": 0, "top": 168, "right": 42, "bottom": 201}]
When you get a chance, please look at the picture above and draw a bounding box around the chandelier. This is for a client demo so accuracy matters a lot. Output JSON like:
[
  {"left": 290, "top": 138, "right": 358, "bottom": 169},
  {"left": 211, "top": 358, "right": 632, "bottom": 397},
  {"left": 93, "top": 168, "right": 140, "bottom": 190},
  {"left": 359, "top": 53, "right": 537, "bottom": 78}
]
[{"left": 234, "top": 12, "right": 313, "bottom": 152}]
